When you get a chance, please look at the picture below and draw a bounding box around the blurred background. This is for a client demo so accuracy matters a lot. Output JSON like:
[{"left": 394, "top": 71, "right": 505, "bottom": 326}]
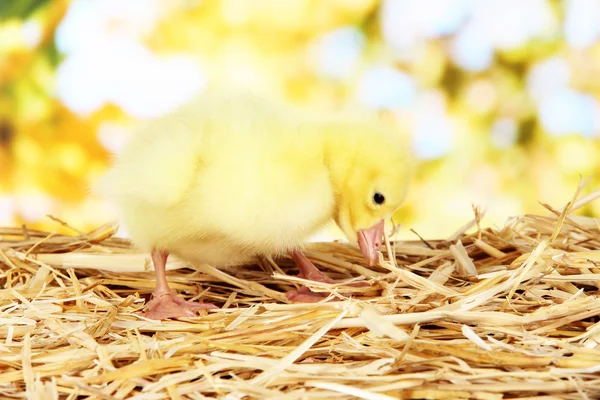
[{"left": 1, "top": 0, "right": 599, "bottom": 241}]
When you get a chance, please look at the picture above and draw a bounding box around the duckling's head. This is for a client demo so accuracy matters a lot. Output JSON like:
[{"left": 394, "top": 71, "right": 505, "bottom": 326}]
[{"left": 322, "top": 114, "right": 412, "bottom": 265}]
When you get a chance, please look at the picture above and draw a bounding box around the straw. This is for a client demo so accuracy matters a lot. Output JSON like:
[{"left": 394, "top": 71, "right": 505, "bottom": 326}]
[{"left": 2, "top": 188, "right": 600, "bottom": 398}]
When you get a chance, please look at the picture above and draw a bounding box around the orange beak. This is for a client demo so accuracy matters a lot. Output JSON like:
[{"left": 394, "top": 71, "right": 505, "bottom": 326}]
[{"left": 357, "top": 219, "right": 385, "bottom": 266}]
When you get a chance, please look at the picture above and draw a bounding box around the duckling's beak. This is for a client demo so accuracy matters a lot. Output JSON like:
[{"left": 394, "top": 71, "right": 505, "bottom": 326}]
[{"left": 357, "top": 219, "right": 385, "bottom": 266}]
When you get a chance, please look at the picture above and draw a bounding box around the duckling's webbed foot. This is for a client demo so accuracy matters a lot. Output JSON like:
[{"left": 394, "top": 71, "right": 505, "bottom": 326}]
[
  {"left": 292, "top": 251, "right": 336, "bottom": 283},
  {"left": 143, "top": 250, "right": 217, "bottom": 320},
  {"left": 144, "top": 291, "right": 216, "bottom": 319},
  {"left": 285, "top": 251, "right": 341, "bottom": 303}
]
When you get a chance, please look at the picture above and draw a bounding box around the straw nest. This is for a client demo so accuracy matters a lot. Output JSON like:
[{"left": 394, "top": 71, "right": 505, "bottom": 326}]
[{"left": 2, "top": 186, "right": 600, "bottom": 400}]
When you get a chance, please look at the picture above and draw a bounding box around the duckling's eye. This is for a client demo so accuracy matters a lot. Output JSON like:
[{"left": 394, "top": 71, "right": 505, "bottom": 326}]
[{"left": 373, "top": 192, "right": 385, "bottom": 205}]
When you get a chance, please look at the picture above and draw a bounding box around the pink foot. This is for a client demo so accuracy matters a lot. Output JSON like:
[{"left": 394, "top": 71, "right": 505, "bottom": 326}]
[
  {"left": 285, "top": 281, "right": 369, "bottom": 302},
  {"left": 286, "top": 286, "right": 329, "bottom": 302},
  {"left": 285, "top": 251, "right": 368, "bottom": 303},
  {"left": 143, "top": 291, "right": 217, "bottom": 320}
]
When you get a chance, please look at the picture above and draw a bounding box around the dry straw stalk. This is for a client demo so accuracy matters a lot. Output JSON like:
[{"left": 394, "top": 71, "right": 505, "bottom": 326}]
[{"left": 1, "top": 187, "right": 600, "bottom": 399}]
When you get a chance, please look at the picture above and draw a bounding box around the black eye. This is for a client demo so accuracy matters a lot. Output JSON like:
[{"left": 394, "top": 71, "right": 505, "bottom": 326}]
[{"left": 373, "top": 192, "right": 385, "bottom": 205}]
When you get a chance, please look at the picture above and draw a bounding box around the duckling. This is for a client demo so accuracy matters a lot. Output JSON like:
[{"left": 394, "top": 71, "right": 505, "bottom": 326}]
[{"left": 98, "top": 92, "right": 411, "bottom": 319}]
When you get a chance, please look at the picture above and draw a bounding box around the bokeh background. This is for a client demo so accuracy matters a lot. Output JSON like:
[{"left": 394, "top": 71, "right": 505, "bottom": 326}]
[{"left": 1, "top": 0, "right": 599, "bottom": 241}]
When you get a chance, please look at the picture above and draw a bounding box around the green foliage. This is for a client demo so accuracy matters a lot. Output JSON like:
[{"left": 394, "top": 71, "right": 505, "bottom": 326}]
[{"left": 0, "top": 0, "right": 50, "bottom": 20}]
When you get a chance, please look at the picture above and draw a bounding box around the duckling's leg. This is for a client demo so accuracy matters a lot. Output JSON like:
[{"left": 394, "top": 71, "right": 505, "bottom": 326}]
[
  {"left": 285, "top": 251, "right": 336, "bottom": 302},
  {"left": 144, "top": 250, "right": 217, "bottom": 319}
]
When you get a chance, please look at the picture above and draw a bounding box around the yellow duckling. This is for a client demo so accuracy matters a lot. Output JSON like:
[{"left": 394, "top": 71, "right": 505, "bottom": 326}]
[{"left": 98, "top": 92, "right": 411, "bottom": 319}]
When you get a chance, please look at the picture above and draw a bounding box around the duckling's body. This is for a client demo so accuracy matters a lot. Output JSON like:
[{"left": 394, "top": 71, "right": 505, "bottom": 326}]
[{"left": 99, "top": 92, "right": 411, "bottom": 319}]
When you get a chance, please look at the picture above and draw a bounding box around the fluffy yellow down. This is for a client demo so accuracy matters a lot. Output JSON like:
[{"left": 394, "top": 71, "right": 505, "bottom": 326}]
[{"left": 97, "top": 92, "right": 412, "bottom": 267}]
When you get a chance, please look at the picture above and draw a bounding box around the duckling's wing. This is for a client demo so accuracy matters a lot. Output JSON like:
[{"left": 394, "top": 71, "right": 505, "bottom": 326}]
[{"left": 97, "top": 116, "right": 204, "bottom": 208}]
